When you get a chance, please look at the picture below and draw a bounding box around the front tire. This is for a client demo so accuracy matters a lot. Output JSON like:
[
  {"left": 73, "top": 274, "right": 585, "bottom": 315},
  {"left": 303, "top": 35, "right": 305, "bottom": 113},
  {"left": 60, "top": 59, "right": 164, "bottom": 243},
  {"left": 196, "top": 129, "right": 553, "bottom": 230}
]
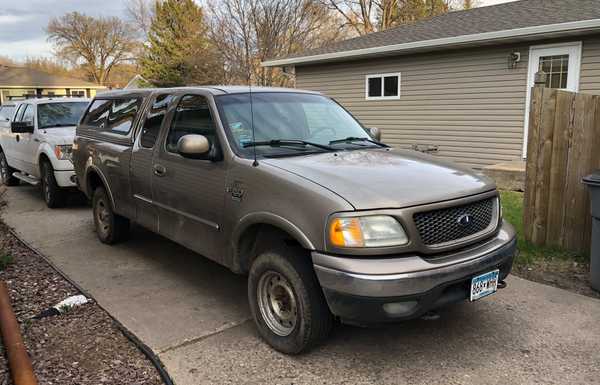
[
  {"left": 41, "top": 161, "right": 66, "bottom": 208},
  {"left": 0, "top": 149, "right": 19, "bottom": 186},
  {"left": 92, "top": 186, "right": 130, "bottom": 244},
  {"left": 248, "top": 248, "right": 333, "bottom": 354}
]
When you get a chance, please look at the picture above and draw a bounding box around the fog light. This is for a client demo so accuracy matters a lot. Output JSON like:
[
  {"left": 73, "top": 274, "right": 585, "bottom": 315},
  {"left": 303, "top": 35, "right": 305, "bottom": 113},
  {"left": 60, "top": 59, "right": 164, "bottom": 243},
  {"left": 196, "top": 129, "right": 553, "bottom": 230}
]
[{"left": 383, "top": 301, "right": 418, "bottom": 316}]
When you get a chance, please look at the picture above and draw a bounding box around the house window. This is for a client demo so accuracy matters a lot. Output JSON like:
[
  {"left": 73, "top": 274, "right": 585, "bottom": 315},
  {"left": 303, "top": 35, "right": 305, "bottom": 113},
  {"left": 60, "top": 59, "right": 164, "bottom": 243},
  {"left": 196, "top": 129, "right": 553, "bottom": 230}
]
[
  {"left": 366, "top": 73, "right": 400, "bottom": 100},
  {"left": 538, "top": 55, "right": 569, "bottom": 89},
  {"left": 71, "top": 90, "right": 85, "bottom": 97}
]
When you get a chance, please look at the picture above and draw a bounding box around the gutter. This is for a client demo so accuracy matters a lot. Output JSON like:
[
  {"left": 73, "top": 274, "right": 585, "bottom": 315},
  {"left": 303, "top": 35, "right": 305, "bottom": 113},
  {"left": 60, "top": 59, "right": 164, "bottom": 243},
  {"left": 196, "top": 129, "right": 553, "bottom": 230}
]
[{"left": 261, "top": 18, "right": 600, "bottom": 67}]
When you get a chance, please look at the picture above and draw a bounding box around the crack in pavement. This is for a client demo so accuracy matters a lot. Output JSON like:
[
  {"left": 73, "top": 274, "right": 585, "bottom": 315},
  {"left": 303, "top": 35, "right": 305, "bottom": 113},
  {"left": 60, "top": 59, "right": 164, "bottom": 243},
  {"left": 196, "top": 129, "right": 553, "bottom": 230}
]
[{"left": 157, "top": 318, "right": 253, "bottom": 355}]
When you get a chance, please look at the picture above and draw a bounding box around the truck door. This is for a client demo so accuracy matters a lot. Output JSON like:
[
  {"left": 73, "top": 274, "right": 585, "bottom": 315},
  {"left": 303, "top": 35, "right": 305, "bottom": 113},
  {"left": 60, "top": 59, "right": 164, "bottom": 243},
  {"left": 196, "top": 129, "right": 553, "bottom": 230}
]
[
  {"left": 1, "top": 104, "right": 24, "bottom": 168},
  {"left": 130, "top": 93, "right": 177, "bottom": 233},
  {"left": 13, "top": 103, "right": 37, "bottom": 174},
  {"left": 151, "top": 93, "right": 227, "bottom": 262}
]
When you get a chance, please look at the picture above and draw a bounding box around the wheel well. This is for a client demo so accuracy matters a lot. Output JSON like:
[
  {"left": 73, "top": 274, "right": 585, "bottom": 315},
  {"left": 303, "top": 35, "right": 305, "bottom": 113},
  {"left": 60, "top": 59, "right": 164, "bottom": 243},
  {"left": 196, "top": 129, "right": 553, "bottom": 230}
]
[
  {"left": 38, "top": 153, "right": 51, "bottom": 171},
  {"left": 87, "top": 170, "right": 104, "bottom": 195},
  {"left": 236, "top": 224, "right": 305, "bottom": 274}
]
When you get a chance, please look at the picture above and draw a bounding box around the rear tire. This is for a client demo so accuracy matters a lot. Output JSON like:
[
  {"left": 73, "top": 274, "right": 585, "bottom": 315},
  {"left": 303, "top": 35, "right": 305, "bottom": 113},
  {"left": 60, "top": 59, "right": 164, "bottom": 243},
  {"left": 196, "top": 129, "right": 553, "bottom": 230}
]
[
  {"left": 248, "top": 248, "right": 333, "bottom": 354},
  {"left": 0, "top": 148, "right": 19, "bottom": 186},
  {"left": 92, "top": 186, "right": 130, "bottom": 244},
  {"left": 41, "top": 161, "right": 66, "bottom": 208}
]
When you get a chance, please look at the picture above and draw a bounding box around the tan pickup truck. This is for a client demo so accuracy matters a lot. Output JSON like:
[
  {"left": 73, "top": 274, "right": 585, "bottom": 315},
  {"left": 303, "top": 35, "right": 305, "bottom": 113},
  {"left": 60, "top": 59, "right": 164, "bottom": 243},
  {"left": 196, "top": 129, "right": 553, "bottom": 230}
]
[{"left": 72, "top": 87, "right": 516, "bottom": 354}]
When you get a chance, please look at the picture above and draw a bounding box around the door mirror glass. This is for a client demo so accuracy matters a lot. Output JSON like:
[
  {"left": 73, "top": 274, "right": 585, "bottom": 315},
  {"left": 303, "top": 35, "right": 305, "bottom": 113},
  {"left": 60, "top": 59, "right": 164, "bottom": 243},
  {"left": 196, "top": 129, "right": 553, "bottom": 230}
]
[
  {"left": 368, "top": 127, "right": 381, "bottom": 141},
  {"left": 11, "top": 121, "right": 34, "bottom": 133},
  {"left": 177, "top": 134, "right": 210, "bottom": 159}
]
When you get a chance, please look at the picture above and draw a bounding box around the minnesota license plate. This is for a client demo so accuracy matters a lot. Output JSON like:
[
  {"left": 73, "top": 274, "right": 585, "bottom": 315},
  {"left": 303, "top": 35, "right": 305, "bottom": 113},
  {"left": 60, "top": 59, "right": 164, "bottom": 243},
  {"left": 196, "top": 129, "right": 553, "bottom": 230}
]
[{"left": 470, "top": 269, "right": 499, "bottom": 301}]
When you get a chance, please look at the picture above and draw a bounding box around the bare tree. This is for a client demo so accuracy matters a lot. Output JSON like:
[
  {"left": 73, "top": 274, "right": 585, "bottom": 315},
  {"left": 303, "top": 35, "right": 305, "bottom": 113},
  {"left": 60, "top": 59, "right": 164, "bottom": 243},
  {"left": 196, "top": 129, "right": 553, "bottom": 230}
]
[
  {"left": 323, "top": 0, "right": 471, "bottom": 35},
  {"left": 47, "top": 12, "right": 137, "bottom": 85},
  {"left": 210, "top": 0, "right": 345, "bottom": 86},
  {"left": 126, "top": 0, "right": 154, "bottom": 38}
]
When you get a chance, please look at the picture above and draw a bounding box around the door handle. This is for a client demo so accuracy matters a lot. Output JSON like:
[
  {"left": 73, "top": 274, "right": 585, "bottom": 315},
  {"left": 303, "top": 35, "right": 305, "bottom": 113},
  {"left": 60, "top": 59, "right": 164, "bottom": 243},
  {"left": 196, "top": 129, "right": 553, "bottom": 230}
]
[
  {"left": 153, "top": 164, "right": 166, "bottom": 177},
  {"left": 15, "top": 134, "right": 20, "bottom": 142}
]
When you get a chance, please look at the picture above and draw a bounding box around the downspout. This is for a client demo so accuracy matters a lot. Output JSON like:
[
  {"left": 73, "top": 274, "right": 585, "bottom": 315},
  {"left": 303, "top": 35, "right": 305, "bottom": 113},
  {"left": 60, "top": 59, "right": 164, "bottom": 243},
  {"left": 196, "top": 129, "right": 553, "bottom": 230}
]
[{"left": 0, "top": 281, "right": 38, "bottom": 385}]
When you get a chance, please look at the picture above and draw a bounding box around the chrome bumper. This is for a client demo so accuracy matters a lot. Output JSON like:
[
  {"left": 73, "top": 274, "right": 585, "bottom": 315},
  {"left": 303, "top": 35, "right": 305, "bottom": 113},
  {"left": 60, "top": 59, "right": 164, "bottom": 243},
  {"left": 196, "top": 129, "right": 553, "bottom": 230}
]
[{"left": 312, "top": 220, "right": 516, "bottom": 298}]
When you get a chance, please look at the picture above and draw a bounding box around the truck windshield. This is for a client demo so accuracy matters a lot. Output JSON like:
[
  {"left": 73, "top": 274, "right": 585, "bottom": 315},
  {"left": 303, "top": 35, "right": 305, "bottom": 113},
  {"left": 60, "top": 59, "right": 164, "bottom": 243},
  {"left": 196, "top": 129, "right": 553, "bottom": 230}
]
[
  {"left": 215, "top": 92, "right": 375, "bottom": 157},
  {"left": 38, "top": 102, "right": 89, "bottom": 129}
]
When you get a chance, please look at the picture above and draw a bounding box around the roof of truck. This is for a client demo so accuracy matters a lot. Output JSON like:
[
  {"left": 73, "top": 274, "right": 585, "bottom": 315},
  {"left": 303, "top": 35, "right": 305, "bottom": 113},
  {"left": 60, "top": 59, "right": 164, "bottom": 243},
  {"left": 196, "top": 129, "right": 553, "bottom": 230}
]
[
  {"left": 94, "top": 86, "right": 320, "bottom": 98},
  {"left": 13, "top": 97, "right": 90, "bottom": 105}
]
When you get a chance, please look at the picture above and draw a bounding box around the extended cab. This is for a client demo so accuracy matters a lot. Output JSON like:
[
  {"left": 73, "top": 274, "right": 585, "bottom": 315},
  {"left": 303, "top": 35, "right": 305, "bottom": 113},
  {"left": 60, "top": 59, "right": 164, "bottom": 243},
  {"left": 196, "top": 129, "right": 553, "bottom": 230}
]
[
  {"left": 73, "top": 87, "right": 516, "bottom": 354},
  {"left": 0, "top": 98, "right": 90, "bottom": 207}
]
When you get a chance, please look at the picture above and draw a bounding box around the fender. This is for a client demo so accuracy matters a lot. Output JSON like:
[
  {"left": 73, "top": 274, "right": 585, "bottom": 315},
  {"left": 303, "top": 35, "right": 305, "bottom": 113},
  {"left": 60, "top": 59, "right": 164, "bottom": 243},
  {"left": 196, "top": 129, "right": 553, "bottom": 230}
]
[
  {"left": 233, "top": 211, "right": 316, "bottom": 251},
  {"left": 36, "top": 143, "right": 56, "bottom": 176},
  {"left": 83, "top": 160, "right": 116, "bottom": 209}
]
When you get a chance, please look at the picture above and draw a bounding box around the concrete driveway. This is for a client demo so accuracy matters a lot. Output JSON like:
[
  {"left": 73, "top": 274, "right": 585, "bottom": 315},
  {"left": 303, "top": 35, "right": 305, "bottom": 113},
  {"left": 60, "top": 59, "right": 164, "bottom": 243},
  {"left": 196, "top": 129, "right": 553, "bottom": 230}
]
[{"left": 2, "top": 185, "right": 600, "bottom": 385}]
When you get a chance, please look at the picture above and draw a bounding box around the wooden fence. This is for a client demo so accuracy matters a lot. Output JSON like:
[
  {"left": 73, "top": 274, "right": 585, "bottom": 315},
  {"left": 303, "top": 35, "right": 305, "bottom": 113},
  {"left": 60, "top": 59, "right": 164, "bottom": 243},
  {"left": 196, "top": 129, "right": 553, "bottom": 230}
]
[{"left": 524, "top": 87, "right": 600, "bottom": 254}]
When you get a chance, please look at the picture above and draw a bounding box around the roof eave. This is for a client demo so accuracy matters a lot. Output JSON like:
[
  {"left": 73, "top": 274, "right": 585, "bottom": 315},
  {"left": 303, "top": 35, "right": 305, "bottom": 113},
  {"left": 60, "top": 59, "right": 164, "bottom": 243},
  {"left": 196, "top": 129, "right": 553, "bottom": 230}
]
[{"left": 261, "top": 18, "right": 600, "bottom": 67}]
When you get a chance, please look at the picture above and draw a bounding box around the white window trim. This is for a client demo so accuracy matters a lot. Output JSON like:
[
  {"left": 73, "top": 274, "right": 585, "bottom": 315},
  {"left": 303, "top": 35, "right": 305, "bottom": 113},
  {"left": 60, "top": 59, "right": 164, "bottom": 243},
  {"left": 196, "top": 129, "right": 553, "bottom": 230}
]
[
  {"left": 522, "top": 41, "right": 582, "bottom": 157},
  {"left": 365, "top": 72, "right": 401, "bottom": 100}
]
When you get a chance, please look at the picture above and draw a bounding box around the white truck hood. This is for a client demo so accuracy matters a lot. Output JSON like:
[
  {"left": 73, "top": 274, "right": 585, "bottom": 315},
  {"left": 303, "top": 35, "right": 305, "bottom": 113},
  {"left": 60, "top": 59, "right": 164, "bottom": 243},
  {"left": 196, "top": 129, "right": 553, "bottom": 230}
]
[{"left": 38, "top": 126, "right": 76, "bottom": 146}]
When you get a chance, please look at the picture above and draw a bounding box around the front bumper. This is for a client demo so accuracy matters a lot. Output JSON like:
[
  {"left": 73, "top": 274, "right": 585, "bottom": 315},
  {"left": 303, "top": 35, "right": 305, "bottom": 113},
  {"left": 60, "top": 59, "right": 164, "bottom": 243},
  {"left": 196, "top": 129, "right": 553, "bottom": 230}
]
[
  {"left": 54, "top": 169, "right": 77, "bottom": 187},
  {"left": 312, "top": 220, "right": 517, "bottom": 324}
]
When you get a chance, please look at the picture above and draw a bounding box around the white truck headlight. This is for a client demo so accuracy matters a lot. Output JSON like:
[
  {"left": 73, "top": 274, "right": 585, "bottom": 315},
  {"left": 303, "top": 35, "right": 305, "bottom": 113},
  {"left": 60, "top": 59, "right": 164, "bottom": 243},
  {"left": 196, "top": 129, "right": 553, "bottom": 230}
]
[
  {"left": 54, "top": 145, "right": 73, "bottom": 161},
  {"left": 328, "top": 215, "right": 409, "bottom": 248}
]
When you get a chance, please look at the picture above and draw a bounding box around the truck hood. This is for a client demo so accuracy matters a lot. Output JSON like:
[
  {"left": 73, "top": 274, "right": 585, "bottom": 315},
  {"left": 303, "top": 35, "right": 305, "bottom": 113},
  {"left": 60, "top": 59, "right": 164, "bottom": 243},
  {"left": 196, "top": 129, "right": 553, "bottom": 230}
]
[
  {"left": 262, "top": 148, "right": 496, "bottom": 210},
  {"left": 39, "top": 126, "right": 76, "bottom": 145}
]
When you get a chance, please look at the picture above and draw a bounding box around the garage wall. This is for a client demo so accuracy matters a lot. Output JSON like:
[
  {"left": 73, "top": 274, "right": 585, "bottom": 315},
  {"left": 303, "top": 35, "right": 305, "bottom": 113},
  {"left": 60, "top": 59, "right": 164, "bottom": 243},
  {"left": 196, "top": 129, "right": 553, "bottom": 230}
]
[{"left": 295, "top": 35, "right": 600, "bottom": 169}]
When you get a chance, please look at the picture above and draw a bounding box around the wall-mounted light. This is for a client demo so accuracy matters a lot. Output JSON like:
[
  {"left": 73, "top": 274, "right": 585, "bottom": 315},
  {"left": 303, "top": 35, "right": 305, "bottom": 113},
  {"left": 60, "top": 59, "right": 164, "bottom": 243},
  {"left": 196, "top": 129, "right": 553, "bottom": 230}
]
[{"left": 508, "top": 51, "right": 521, "bottom": 69}]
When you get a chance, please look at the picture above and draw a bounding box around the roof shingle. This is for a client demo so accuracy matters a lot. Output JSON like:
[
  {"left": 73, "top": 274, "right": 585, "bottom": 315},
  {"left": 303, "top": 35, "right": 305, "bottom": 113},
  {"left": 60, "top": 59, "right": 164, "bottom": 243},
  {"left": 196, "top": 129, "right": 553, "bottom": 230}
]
[
  {"left": 0, "top": 66, "right": 104, "bottom": 88},
  {"left": 268, "top": 0, "right": 600, "bottom": 63}
]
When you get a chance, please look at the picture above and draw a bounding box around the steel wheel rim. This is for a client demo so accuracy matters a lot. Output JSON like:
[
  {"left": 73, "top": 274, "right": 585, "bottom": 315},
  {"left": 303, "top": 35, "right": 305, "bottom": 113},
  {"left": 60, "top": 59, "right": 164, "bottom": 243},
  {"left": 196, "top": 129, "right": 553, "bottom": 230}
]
[
  {"left": 257, "top": 271, "right": 298, "bottom": 337},
  {"left": 95, "top": 198, "right": 110, "bottom": 237}
]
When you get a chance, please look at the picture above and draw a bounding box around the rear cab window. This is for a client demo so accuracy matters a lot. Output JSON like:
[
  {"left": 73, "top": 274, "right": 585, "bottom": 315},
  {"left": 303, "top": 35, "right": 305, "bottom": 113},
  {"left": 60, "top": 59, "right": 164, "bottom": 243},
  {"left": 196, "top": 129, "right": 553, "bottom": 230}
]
[
  {"left": 81, "top": 97, "right": 142, "bottom": 135},
  {"left": 0, "top": 105, "right": 15, "bottom": 121}
]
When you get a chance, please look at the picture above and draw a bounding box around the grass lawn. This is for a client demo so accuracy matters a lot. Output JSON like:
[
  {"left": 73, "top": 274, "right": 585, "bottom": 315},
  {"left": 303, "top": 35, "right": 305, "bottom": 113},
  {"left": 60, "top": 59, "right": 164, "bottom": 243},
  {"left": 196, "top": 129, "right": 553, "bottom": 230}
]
[
  {"left": 499, "top": 191, "right": 598, "bottom": 298},
  {"left": 499, "top": 191, "right": 587, "bottom": 267}
]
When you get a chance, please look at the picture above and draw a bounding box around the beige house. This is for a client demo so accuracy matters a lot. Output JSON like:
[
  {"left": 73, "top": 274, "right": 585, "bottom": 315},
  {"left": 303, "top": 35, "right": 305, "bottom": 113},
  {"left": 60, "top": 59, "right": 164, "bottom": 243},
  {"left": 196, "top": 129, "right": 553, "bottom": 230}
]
[
  {"left": 0, "top": 65, "right": 105, "bottom": 104},
  {"left": 263, "top": 0, "right": 600, "bottom": 169}
]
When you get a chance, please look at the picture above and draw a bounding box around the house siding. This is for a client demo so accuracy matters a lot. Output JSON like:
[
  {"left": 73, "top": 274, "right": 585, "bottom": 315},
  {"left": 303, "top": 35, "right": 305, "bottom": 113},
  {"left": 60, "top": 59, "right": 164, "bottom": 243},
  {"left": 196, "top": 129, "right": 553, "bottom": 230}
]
[{"left": 295, "top": 35, "right": 600, "bottom": 169}]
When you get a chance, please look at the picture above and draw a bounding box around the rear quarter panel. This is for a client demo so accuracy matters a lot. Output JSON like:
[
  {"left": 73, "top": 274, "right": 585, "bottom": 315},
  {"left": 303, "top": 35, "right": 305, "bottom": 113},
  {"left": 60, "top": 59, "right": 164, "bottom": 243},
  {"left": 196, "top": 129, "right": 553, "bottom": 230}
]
[{"left": 74, "top": 128, "right": 135, "bottom": 219}]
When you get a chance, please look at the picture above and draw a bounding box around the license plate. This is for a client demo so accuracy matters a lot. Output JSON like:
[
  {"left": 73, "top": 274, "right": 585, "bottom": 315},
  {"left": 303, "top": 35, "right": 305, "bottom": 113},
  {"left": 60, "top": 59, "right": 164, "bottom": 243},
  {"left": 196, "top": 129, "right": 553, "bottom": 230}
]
[{"left": 470, "top": 269, "right": 499, "bottom": 301}]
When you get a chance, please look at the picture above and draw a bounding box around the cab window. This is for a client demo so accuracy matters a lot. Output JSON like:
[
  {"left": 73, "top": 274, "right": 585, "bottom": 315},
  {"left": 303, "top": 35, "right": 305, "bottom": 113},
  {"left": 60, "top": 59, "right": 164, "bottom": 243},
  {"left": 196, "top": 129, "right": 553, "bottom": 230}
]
[
  {"left": 107, "top": 98, "right": 140, "bottom": 134},
  {"left": 165, "top": 95, "right": 216, "bottom": 154},
  {"left": 141, "top": 94, "right": 175, "bottom": 148},
  {"left": 82, "top": 99, "right": 111, "bottom": 128},
  {"left": 21, "top": 105, "right": 34, "bottom": 124},
  {"left": 0, "top": 105, "right": 15, "bottom": 121}
]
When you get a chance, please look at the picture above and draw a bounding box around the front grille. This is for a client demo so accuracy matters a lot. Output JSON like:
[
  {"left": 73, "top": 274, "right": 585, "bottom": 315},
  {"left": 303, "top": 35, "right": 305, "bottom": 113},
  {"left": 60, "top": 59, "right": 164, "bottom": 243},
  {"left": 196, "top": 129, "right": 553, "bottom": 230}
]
[{"left": 413, "top": 198, "right": 496, "bottom": 246}]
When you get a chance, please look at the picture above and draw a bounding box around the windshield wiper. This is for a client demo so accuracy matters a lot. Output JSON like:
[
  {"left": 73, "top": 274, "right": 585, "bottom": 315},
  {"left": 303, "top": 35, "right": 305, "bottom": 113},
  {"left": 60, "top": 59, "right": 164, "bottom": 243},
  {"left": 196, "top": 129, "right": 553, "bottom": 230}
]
[
  {"left": 243, "top": 139, "right": 335, "bottom": 151},
  {"left": 329, "top": 137, "right": 388, "bottom": 147}
]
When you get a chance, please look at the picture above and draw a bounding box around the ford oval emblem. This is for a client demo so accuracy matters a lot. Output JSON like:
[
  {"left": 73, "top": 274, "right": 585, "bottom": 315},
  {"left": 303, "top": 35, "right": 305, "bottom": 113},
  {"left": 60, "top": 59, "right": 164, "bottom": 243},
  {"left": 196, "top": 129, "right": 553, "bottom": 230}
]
[{"left": 457, "top": 213, "right": 473, "bottom": 227}]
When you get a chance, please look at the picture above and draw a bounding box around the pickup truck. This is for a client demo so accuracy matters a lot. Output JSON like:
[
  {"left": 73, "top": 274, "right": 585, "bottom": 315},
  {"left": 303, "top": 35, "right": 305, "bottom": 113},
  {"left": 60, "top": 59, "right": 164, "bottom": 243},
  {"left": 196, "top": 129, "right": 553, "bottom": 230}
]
[
  {"left": 73, "top": 87, "right": 516, "bottom": 354},
  {"left": 0, "top": 98, "right": 90, "bottom": 207}
]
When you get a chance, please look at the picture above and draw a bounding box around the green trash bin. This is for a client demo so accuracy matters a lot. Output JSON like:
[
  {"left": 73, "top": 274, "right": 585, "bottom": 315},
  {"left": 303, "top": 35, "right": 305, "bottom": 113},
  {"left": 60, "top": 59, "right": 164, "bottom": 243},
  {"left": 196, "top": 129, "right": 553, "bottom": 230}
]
[{"left": 583, "top": 171, "right": 600, "bottom": 292}]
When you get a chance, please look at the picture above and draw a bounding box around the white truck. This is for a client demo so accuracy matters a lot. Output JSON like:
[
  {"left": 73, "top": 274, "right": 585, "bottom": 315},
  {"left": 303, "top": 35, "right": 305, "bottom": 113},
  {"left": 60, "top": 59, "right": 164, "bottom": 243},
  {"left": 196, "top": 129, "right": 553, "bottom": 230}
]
[{"left": 0, "top": 98, "right": 90, "bottom": 208}]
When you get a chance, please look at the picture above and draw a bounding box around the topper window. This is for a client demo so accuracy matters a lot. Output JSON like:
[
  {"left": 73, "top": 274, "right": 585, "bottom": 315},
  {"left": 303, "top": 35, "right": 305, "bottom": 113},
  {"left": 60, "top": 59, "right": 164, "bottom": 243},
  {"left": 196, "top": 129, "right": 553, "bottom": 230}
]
[{"left": 366, "top": 73, "right": 400, "bottom": 100}]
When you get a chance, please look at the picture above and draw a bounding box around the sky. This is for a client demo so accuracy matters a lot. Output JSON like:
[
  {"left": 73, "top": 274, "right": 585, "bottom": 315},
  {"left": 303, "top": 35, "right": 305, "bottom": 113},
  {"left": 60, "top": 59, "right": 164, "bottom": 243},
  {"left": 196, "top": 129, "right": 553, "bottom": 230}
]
[{"left": 0, "top": 0, "right": 519, "bottom": 61}]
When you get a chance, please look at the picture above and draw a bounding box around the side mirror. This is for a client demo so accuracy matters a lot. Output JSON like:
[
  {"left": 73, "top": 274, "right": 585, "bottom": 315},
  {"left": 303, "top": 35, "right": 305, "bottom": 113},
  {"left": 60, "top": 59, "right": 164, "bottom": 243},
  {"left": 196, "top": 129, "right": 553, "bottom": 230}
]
[
  {"left": 11, "top": 121, "right": 34, "bottom": 134},
  {"left": 177, "top": 134, "right": 211, "bottom": 159},
  {"left": 368, "top": 127, "right": 381, "bottom": 142}
]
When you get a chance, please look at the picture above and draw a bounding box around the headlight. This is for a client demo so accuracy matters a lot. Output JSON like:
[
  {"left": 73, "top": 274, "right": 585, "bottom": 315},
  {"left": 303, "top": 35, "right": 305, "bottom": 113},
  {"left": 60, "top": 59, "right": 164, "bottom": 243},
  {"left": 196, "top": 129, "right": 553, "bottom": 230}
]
[
  {"left": 54, "top": 145, "right": 73, "bottom": 161},
  {"left": 328, "top": 215, "right": 409, "bottom": 248}
]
